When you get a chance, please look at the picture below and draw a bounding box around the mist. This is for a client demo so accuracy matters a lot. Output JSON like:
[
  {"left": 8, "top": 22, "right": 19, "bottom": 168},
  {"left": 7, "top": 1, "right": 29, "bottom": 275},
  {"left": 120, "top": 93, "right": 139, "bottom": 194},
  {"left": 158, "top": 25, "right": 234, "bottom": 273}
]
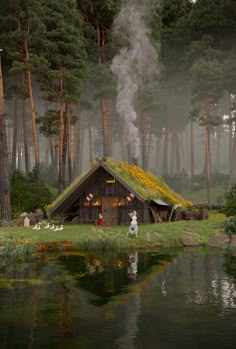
[
  {"left": 111, "top": 0, "right": 159, "bottom": 161},
  {"left": 1, "top": 0, "right": 236, "bottom": 206}
]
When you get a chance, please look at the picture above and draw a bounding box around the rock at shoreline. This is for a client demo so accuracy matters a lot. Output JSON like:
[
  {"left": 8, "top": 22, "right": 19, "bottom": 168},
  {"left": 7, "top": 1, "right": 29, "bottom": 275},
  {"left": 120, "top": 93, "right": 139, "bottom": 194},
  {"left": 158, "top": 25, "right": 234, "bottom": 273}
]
[
  {"left": 180, "top": 232, "right": 200, "bottom": 247},
  {"left": 181, "top": 237, "right": 199, "bottom": 247},
  {"left": 230, "top": 235, "right": 236, "bottom": 247},
  {"left": 207, "top": 234, "right": 230, "bottom": 249}
]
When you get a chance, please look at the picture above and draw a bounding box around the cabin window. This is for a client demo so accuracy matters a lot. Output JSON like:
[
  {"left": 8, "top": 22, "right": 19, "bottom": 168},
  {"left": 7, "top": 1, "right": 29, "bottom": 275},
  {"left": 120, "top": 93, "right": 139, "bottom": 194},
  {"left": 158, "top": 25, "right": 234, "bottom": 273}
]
[
  {"left": 92, "top": 199, "right": 102, "bottom": 207},
  {"left": 105, "top": 178, "right": 116, "bottom": 184},
  {"left": 118, "top": 198, "right": 126, "bottom": 206}
]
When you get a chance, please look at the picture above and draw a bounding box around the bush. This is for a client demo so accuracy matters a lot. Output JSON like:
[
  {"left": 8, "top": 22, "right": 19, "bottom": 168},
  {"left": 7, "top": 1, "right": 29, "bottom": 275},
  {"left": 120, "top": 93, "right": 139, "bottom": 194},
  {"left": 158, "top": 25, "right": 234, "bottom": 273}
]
[
  {"left": 3, "top": 239, "right": 37, "bottom": 258},
  {"left": 224, "top": 216, "right": 236, "bottom": 239},
  {"left": 224, "top": 184, "right": 236, "bottom": 217},
  {"left": 163, "top": 170, "right": 191, "bottom": 193},
  {"left": 11, "top": 169, "right": 52, "bottom": 218},
  {"left": 192, "top": 172, "right": 230, "bottom": 191}
]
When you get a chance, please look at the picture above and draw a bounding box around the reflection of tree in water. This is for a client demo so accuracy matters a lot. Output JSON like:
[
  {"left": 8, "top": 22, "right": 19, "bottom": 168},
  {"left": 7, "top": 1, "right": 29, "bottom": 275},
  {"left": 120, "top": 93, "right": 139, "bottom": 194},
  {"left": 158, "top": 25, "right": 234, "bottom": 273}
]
[
  {"left": 59, "top": 282, "right": 72, "bottom": 336},
  {"left": 116, "top": 294, "right": 141, "bottom": 349},
  {"left": 223, "top": 251, "right": 236, "bottom": 282},
  {"left": 0, "top": 251, "right": 174, "bottom": 349},
  {"left": 221, "top": 251, "right": 236, "bottom": 308},
  {"left": 54, "top": 251, "right": 173, "bottom": 306}
]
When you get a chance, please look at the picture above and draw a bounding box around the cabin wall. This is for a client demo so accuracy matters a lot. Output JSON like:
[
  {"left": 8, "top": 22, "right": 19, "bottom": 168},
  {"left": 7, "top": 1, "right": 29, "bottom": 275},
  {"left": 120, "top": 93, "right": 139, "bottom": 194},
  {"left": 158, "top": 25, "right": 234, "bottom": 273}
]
[
  {"left": 53, "top": 167, "right": 170, "bottom": 226},
  {"left": 61, "top": 167, "right": 147, "bottom": 225}
]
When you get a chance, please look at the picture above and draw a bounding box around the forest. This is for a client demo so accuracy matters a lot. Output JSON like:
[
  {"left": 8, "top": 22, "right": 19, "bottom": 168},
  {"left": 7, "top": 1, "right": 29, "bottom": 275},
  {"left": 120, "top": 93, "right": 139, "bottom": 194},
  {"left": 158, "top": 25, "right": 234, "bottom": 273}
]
[{"left": 0, "top": 0, "right": 236, "bottom": 225}]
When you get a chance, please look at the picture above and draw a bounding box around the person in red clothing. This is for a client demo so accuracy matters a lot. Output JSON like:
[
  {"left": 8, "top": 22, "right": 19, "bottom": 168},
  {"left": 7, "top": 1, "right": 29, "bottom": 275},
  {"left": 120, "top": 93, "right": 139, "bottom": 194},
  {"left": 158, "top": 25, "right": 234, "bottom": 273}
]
[{"left": 97, "top": 213, "right": 103, "bottom": 225}]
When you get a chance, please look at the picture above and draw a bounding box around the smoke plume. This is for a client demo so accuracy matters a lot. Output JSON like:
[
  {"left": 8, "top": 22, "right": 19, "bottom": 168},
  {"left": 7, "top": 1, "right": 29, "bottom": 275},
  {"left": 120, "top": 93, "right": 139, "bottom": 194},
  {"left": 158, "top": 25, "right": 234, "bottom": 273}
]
[{"left": 111, "top": 0, "right": 159, "bottom": 161}]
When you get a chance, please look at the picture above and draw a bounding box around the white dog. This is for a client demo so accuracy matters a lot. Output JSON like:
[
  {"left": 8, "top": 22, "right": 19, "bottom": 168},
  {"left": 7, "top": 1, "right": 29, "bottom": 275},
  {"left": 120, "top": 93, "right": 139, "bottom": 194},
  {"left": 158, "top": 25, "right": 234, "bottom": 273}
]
[{"left": 127, "top": 211, "right": 138, "bottom": 237}]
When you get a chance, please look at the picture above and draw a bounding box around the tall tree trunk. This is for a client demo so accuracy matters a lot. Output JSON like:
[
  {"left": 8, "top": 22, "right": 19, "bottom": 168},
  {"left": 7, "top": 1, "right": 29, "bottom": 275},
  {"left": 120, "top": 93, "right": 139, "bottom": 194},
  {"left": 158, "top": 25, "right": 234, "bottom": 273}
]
[
  {"left": 73, "top": 108, "right": 79, "bottom": 178},
  {"left": 229, "top": 96, "right": 236, "bottom": 176},
  {"left": 216, "top": 126, "right": 221, "bottom": 172},
  {"left": 55, "top": 138, "right": 59, "bottom": 174},
  {"left": 17, "top": 128, "right": 22, "bottom": 171},
  {"left": 22, "top": 73, "right": 30, "bottom": 175},
  {"left": 24, "top": 39, "right": 40, "bottom": 176},
  {"left": 97, "top": 25, "right": 111, "bottom": 157},
  {"left": 147, "top": 127, "right": 152, "bottom": 170},
  {"left": 49, "top": 136, "right": 54, "bottom": 165},
  {"left": 87, "top": 111, "right": 93, "bottom": 163},
  {"left": 0, "top": 53, "right": 11, "bottom": 226},
  {"left": 175, "top": 130, "right": 181, "bottom": 174},
  {"left": 7, "top": 121, "right": 11, "bottom": 158},
  {"left": 62, "top": 113, "right": 67, "bottom": 188},
  {"left": 231, "top": 124, "right": 236, "bottom": 177},
  {"left": 58, "top": 76, "right": 64, "bottom": 193},
  {"left": 170, "top": 131, "right": 175, "bottom": 175},
  {"left": 155, "top": 136, "right": 162, "bottom": 172},
  {"left": 101, "top": 99, "right": 110, "bottom": 157},
  {"left": 204, "top": 101, "right": 211, "bottom": 208},
  {"left": 78, "top": 112, "right": 85, "bottom": 175},
  {"left": 45, "top": 140, "right": 50, "bottom": 166},
  {"left": 229, "top": 107, "right": 233, "bottom": 175},
  {"left": 162, "top": 127, "right": 169, "bottom": 176},
  {"left": 12, "top": 96, "right": 18, "bottom": 174},
  {"left": 180, "top": 132, "right": 186, "bottom": 171},
  {"left": 66, "top": 103, "right": 72, "bottom": 184},
  {"left": 190, "top": 122, "right": 195, "bottom": 179}
]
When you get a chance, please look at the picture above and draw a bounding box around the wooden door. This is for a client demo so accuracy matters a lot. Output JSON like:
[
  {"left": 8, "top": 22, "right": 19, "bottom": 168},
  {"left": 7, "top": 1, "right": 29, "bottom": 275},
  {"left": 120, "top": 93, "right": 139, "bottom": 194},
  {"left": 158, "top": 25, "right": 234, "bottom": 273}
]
[{"left": 102, "top": 198, "right": 119, "bottom": 226}]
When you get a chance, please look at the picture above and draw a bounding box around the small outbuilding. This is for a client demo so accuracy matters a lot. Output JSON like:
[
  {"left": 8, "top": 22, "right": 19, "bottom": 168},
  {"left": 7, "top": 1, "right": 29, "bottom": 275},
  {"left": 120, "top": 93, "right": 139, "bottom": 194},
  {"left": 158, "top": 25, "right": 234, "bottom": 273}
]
[{"left": 47, "top": 158, "right": 191, "bottom": 226}]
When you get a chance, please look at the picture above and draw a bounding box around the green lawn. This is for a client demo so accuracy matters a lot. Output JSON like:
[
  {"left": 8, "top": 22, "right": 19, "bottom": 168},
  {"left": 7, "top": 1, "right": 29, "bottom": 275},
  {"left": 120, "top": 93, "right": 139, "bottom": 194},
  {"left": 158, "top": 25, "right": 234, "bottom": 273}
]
[{"left": 0, "top": 212, "right": 226, "bottom": 251}]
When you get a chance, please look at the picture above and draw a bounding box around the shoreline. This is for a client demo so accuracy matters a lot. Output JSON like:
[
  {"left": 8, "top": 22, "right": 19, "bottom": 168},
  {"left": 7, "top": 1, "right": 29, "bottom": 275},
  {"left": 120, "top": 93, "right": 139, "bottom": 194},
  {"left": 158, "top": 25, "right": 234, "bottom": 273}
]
[{"left": 0, "top": 213, "right": 235, "bottom": 255}]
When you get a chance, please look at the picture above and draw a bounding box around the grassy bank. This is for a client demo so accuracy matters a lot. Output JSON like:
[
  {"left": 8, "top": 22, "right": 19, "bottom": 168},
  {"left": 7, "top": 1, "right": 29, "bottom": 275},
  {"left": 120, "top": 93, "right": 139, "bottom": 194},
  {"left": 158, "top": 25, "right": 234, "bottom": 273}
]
[{"left": 0, "top": 213, "right": 226, "bottom": 254}]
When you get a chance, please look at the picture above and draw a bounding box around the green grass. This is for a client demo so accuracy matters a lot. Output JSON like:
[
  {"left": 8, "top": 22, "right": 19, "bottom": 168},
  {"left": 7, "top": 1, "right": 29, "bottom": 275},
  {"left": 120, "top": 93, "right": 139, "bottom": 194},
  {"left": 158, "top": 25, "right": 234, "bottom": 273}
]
[{"left": 0, "top": 212, "right": 226, "bottom": 252}]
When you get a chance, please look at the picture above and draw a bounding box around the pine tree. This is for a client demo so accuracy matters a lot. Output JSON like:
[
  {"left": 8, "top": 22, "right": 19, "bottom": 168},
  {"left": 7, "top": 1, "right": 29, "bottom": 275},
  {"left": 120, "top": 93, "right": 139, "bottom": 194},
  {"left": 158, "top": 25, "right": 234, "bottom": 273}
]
[
  {"left": 39, "top": 0, "right": 87, "bottom": 193},
  {"left": 0, "top": 0, "right": 47, "bottom": 177},
  {"left": 0, "top": 51, "right": 11, "bottom": 226},
  {"left": 190, "top": 36, "right": 224, "bottom": 207}
]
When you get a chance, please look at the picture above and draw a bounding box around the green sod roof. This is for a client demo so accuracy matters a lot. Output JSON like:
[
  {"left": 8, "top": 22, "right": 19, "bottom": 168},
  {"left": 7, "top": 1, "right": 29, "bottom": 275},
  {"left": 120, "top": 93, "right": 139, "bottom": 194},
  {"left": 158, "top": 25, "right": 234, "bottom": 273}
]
[
  {"left": 105, "top": 158, "right": 192, "bottom": 207},
  {"left": 47, "top": 158, "right": 192, "bottom": 213}
]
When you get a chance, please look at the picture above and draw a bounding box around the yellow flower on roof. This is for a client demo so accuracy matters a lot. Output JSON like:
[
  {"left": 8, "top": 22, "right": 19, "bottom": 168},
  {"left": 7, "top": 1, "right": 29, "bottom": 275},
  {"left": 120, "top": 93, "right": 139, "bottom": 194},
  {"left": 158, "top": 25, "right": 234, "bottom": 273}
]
[{"left": 118, "top": 161, "right": 192, "bottom": 208}]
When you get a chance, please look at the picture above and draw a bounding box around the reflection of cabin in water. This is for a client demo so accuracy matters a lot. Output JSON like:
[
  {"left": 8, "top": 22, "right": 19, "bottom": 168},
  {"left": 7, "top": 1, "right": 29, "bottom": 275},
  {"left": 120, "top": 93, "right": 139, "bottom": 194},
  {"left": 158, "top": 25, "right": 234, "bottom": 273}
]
[{"left": 48, "top": 158, "right": 188, "bottom": 226}]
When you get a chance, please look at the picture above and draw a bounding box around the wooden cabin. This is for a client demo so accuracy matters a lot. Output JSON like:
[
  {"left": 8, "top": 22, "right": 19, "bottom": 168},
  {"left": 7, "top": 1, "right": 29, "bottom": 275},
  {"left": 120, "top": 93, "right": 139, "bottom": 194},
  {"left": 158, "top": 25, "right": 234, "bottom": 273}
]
[{"left": 48, "top": 158, "right": 190, "bottom": 226}]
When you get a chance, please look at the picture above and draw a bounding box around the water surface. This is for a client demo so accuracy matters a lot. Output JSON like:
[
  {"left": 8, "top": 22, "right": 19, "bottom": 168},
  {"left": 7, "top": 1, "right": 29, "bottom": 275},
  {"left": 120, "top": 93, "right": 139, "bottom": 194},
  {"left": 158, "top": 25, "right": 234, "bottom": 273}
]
[{"left": 0, "top": 248, "right": 236, "bottom": 349}]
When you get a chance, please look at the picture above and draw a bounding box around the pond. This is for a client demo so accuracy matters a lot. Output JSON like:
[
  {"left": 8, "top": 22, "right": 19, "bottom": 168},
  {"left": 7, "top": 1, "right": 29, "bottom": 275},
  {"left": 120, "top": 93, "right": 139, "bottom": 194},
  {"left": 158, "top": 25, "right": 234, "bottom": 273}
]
[{"left": 0, "top": 248, "right": 236, "bottom": 349}]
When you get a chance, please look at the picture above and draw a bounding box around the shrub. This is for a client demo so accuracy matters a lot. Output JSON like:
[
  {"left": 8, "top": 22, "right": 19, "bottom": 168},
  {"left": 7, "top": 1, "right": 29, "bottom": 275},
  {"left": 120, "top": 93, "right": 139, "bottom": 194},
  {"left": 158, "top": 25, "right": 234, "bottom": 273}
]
[
  {"left": 224, "top": 184, "right": 236, "bottom": 217},
  {"left": 163, "top": 170, "right": 191, "bottom": 193},
  {"left": 3, "top": 239, "right": 37, "bottom": 258},
  {"left": 191, "top": 172, "right": 230, "bottom": 191},
  {"left": 224, "top": 216, "right": 236, "bottom": 239},
  {"left": 11, "top": 169, "right": 52, "bottom": 218}
]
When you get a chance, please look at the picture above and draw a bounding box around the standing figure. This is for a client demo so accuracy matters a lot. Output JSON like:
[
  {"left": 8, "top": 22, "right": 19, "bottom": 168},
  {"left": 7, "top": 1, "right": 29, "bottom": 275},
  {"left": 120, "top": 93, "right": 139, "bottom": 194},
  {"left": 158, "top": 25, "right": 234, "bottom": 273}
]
[
  {"left": 127, "top": 210, "right": 138, "bottom": 237},
  {"left": 97, "top": 213, "right": 103, "bottom": 225}
]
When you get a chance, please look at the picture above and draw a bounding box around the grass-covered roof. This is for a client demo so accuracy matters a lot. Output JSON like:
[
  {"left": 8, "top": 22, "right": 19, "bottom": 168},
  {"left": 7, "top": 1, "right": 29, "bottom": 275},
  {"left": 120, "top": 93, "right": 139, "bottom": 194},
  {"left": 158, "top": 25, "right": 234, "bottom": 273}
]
[
  {"left": 47, "top": 158, "right": 192, "bottom": 213},
  {"left": 105, "top": 158, "right": 192, "bottom": 207}
]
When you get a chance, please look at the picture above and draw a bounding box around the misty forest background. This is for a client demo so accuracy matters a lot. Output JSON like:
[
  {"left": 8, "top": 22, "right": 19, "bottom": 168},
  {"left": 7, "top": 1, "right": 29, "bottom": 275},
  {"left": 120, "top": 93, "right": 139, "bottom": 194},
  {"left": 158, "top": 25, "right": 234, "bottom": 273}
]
[{"left": 1, "top": 0, "right": 236, "bottom": 219}]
